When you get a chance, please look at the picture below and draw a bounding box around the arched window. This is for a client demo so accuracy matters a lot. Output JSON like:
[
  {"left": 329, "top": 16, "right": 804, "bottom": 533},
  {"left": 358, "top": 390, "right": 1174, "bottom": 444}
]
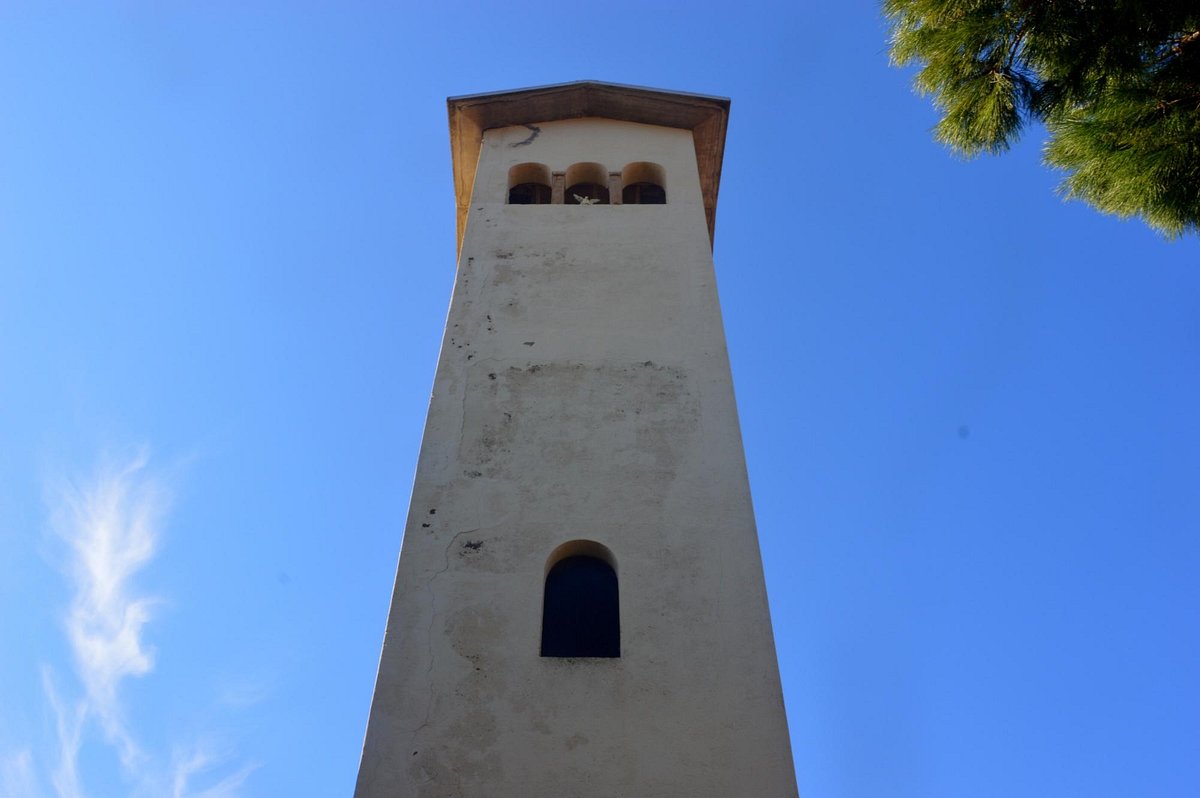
[
  {"left": 621, "top": 162, "right": 666, "bottom": 204},
  {"left": 541, "top": 541, "right": 619, "bottom": 657},
  {"left": 564, "top": 162, "right": 610, "bottom": 205},
  {"left": 508, "top": 162, "right": 552, "bottom": 204}
]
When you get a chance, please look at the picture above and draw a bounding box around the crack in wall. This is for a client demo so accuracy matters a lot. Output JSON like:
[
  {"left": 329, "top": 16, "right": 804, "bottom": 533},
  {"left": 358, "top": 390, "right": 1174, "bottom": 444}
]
[
  {"left": 410, "top": 526, "right": 480, "bottom": 744},
  {"left": 510, "top": 123, "right": 540, "bottom": 147}
]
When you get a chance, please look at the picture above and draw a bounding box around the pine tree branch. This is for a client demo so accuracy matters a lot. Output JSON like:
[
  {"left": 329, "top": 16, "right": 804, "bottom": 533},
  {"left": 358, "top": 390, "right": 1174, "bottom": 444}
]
[{"left": 1174, "top": 30, "right": 1200, "bottom": 54}]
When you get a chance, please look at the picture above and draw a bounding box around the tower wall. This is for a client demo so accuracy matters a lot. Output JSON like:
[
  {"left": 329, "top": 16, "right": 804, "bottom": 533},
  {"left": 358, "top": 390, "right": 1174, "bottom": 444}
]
[{"left": 357, "top": 115, "right": 797, "bottom": 797}]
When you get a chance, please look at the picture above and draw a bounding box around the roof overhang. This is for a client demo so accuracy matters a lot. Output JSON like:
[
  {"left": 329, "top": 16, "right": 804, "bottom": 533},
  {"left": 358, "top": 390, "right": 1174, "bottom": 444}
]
[{"left": 447, "top": 81, "right": 731, "bottom": 255}]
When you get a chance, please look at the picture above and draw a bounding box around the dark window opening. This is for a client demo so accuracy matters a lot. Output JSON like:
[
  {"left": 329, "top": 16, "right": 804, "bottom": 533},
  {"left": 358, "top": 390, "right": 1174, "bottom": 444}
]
[
  {"left": 565, "top": 183, "right": 610, "bottom": 205},
  {"left": 541, "top": 555, "right": 619, "bottom": 657},
  {"left": 509, "top": 182, "right": 552, "bottom": 205},
  {"left": 622, "top": 182, "right": 666, "bottom": 204}
]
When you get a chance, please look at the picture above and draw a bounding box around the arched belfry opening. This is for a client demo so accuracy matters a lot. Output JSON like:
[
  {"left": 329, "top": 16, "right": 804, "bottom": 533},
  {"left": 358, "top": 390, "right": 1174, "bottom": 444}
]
[
  {"left": 621, "top": 161, "right": 667, "bottom": 204},
  {"left": 564, "top": 162, "right": 610, "bottom": 205},
  {"left": 540, "top": 540, "right": 619, "bottom": 658},
  {"left": 508, "top": 162, "right": 552, "bottom": 204}
]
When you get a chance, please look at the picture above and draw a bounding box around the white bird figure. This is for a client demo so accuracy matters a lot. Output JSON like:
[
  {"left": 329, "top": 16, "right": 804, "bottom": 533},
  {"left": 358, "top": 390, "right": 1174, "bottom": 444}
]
[{"left": 574, "top": 194, "right": 598, "bottom": 206}]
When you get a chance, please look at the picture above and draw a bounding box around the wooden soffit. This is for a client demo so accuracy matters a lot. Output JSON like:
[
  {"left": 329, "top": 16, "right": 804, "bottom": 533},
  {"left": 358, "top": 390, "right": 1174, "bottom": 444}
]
[{"left": 447, "top": 81, "right": 730, "bottom": 255}]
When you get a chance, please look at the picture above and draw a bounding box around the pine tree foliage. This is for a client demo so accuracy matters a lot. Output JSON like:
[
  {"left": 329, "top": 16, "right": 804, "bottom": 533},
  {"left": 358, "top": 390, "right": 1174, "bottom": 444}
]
[{"left": 885, "top": 0, "right": 1200, "bottom": 237}]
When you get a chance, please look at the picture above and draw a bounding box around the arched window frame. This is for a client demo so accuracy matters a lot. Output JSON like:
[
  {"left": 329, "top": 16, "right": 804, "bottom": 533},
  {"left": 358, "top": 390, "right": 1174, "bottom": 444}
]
[
  {"left": 507, "top": 162, "right": 552, "bottom": 204},
  {"left": 564, "top": 162, "right": 611, "bottom": 205},
  {"left": 540, "top": 540, "right": 620, "bottom": 658},
  {"left": 621, "top": 161, "right": 667, "bottom": 204}
]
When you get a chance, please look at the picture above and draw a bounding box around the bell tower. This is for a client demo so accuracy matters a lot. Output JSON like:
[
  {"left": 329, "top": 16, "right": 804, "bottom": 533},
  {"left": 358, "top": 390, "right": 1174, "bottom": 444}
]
[{"left": 356, "top": 82, "right": 798, "bottom": 797}]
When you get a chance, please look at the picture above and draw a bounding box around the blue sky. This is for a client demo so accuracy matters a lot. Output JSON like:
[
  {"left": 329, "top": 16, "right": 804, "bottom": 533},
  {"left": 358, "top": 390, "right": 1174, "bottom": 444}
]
[{"left": 1, "top": 3, "right": 1197, "bottom": 796}]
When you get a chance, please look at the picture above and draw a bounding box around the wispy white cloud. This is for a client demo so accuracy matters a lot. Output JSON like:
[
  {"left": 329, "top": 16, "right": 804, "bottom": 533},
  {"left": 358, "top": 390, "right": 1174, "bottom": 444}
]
[
  {"left": 48, "top": 450, "right": 165, "bottom": 773},
  {"left": 216, "top": 677, "right": 270, "bottom": 711},
  {"left": 170, "top": 747, "right": 258, "bottom": 798},
  {"left": 42, "top": 669, "right": 86, "bottom": 798},
  {"left": 172, "top": 747, "right": 210, "bottom": 798},
  {"left": 32, "top": 450, "right": 254, "bottom": 797},
  {"left": 1, "top": 748, "right": 41, "bottom": 798}
]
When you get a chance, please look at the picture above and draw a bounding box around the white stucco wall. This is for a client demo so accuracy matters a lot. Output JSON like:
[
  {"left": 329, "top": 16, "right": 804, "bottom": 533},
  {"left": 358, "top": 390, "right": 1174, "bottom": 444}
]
[{"left": 356, "top": 117, "right": 797, "bottom": 797}]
